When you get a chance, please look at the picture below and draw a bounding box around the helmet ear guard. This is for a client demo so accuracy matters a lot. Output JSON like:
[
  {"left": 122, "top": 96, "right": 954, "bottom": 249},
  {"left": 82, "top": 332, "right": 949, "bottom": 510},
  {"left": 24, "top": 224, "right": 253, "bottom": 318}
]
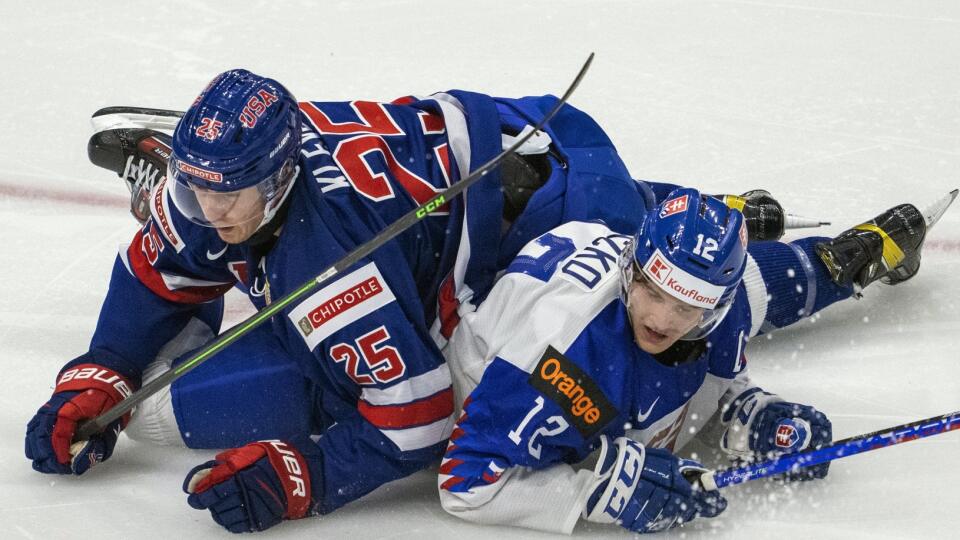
[{"left": 619, "top": 188, "right": 748, "bottom": 340}]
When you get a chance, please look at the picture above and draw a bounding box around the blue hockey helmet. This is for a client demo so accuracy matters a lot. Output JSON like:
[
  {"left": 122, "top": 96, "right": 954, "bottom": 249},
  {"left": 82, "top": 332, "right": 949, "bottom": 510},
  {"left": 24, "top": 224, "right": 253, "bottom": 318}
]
[
  {"left": 618, "top": 187, "right": 747, "bottom": 340},
  {"left": 168, "top": 69, "right": 301, "bottom": 229}
]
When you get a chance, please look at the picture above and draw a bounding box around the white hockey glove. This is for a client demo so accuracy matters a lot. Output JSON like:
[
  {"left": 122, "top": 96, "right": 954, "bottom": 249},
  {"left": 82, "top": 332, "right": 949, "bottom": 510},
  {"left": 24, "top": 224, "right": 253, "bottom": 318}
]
[{"left": 583, "top": 436, "right": 726, "bottom": 533}]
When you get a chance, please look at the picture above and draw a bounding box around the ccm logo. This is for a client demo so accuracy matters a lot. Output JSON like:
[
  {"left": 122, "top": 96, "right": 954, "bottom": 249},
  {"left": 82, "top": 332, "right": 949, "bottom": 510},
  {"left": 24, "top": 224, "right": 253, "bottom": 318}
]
[
  {"left": 58, "top": 367, "right": 133, "bottom": 399},
  {"left": 415, "top": 195, "right": 446, "bottom": 218}
]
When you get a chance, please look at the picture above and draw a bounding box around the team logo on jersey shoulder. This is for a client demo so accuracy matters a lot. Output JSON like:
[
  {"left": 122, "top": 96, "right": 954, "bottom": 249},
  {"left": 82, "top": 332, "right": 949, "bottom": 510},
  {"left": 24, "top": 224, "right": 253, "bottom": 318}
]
[
  {"left": 528, "top": 346, "right": 616, "bottom": 438},
  {"left": 660, "top": 195, "right": 688, "bottom": 218},
  {"left": 287, "top": 262, "right": 396, "bottom": 349}
]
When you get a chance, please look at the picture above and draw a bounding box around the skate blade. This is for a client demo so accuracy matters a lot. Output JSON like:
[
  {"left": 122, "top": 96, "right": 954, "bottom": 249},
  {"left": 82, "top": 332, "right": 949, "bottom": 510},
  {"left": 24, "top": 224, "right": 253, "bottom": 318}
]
[
  {"left": 784, "top": 214, "right": 830, "bottom": 230},
  {"left": 922, "top": 189, "right": 958, "bottom": 229},
  {"left": 90, "top": 106, "right": 184, "bottom": 134}
]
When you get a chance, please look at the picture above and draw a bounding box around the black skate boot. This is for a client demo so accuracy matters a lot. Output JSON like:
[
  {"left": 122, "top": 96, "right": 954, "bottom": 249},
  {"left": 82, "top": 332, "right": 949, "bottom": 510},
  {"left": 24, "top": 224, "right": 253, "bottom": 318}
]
[
  {"left": 815, "top": 204, "right": 926, "bottom": 291},
  {"left": 88, "top": 128, "right": 172, "bottom": 224}
]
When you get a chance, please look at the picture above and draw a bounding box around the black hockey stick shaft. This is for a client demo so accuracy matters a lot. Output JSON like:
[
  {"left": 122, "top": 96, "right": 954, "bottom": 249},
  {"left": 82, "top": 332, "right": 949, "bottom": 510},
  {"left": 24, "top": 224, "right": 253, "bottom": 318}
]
[{"left": 76, "top": 53, "right": 595, "bottom": 441}]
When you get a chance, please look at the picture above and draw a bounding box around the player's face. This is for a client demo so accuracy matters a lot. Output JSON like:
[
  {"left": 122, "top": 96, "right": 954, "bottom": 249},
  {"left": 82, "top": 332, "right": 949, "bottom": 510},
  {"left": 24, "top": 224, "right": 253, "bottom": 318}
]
[
  {"left": 627, "top": 272, "right": 705, "bottom": 354},
  {"left": 193, "top": 185, "right": 265, "bottom": 244}
]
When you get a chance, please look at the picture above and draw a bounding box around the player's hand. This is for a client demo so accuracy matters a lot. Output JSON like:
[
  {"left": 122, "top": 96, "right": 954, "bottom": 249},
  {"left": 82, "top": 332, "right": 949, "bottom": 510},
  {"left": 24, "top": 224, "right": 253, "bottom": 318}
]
[
  {"left": 721, "top": 189, "right": 785, "bottom": 241},
  {"left": 720, "top": 389, "right": 833, "bottom": 481},
  {"left": 583, "top": 436, "right": 726, "bottom": 533},
  {"left": 184, "top": 440, "right": 313, "bottom": 533},
  {"left": 749, "top": 401, "right": 833, "bottom": 481},
  {"left": 25, "top": 363, "right": 135, "bottom": 475}
]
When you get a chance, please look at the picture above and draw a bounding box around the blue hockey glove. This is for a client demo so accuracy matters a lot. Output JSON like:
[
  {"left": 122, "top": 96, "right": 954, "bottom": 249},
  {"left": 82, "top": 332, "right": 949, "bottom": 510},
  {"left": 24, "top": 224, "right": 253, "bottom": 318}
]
[
  {"left": 184, "top": 440, "right": 313, "bottom": 533},
  {"left": 583, "top": 436, "right": 727, "bottom": 533},
  {"left": 720, "top": 388, "right": 832, "bottom": 481},
  {"left": 25, "top": 364, "right": 135, "bottom": 475}
]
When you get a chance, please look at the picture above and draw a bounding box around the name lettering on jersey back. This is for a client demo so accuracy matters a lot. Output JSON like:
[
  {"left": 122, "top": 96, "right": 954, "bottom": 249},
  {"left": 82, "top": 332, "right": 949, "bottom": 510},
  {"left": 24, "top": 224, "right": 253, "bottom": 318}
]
[
  {"left": 560, "top": 233, "right": 631, "bottom": 291},
  {"left": 288, "top": 262, "right": 396, "bottom": 349},
  {"left": 529, "top": 346, "right": 616, "bottom": 438}
]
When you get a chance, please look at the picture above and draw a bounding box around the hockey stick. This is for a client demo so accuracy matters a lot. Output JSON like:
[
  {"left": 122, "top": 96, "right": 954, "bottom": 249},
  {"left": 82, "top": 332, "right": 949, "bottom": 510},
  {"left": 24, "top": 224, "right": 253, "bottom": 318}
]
[
  {"left": 700, "top": 409, "right": 960, "bottom": 490},
  {"left": 76, "top": 53, "right": 596, "bottom": 441}
]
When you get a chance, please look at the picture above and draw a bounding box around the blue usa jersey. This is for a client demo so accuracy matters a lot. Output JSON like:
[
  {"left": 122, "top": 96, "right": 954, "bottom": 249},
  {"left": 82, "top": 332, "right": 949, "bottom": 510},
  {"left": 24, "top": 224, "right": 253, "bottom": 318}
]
[
  {"left": 438, "top": 220, "right": 849, "bottom": 533},
  {"left": 73, "top": 91, "right": 653, "bottom": 514}
]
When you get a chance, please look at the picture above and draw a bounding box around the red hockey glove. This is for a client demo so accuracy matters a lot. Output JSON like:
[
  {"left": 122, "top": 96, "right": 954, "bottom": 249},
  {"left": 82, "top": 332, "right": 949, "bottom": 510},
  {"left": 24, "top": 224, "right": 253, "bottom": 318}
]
[
  {"left": 25, "top": 364, "right": 134, "bottom": 475},
  {"left": 184, "top": 440, "right": 313, "bottom": 533}
]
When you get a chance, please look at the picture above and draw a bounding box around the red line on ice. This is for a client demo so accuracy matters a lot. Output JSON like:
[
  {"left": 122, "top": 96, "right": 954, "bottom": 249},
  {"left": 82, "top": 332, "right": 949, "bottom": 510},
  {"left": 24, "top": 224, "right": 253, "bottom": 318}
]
[
  {"left": 3, "top": 180, "right": 960, "bottom": 255},
  {"left": 925, "top": 239, "right": 960, "bottom": 253},
  {"left": 0, "top": 181, "right": 127, "bottom": 209}
]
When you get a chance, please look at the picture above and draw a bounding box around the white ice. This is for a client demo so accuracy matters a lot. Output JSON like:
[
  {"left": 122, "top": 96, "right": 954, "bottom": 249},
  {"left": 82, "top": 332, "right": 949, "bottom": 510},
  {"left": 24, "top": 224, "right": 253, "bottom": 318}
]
[{"left": 1, "top": 1, "right": 958, "bottom": 538}]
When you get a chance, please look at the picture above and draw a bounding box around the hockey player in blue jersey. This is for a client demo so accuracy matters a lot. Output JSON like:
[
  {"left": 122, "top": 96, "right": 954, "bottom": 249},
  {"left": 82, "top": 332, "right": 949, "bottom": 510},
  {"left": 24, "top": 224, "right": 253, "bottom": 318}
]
[
  {"left": 438, "top": 187, "right": 933, "bottom": 534},
  {"left": 22, "top": 69, "right": 705, "bottom": 534},
  {"left": 23, "top": 65, "right": 832, "bottom": 533}
]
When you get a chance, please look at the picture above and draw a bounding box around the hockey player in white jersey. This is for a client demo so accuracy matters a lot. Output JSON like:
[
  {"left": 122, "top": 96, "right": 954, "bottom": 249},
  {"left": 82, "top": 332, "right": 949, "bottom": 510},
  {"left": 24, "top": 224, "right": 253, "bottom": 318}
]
[{"left": 439, "top": 187, "right": 935, "bottom": 534}]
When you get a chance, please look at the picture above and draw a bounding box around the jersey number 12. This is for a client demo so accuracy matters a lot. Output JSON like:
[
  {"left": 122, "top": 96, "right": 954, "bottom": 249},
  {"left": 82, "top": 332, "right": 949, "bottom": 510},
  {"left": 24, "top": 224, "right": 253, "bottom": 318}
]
[{"left": 508, "top": 396, "right": 570, "bottom": 460}]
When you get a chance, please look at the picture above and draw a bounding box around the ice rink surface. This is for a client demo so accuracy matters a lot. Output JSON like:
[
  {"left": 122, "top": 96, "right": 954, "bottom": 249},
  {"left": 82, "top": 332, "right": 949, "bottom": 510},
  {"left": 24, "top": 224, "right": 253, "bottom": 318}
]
[{"left": 1, "top": 1, "right": 958, "bottom": 538}]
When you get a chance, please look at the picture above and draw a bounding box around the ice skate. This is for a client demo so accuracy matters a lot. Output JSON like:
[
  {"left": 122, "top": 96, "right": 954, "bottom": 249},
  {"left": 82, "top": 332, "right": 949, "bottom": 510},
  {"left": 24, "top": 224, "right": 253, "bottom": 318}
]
[
  {"left": 88, "top": 128, "right": 172, "bottom": 223},
  {"left": 815, "top": 190, "right": 957, "bottom": 290}
]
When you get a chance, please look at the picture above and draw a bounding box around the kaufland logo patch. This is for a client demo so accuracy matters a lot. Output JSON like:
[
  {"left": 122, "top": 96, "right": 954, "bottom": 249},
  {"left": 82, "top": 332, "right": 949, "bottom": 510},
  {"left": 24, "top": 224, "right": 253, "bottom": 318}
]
[
  {"left": 177, "top": 161, "right": 223, "bottom": 183},
  {"left": 642, "top": 249, "right": 726, "bottom": 309},
  {"left": 659, "top": 195, "right": 688, "bottom": 218},
  {"left": 776, "top": 424, "right": 799, "bottom": 448},
  {"left": 739, "top": 222, "right": 748, "bottom": 248},
  {"left": 646, "top": 254, "right": 673, "bottom": 283},
  {"left": 664, "top": 277, "right": 720, "bottom": 307}
]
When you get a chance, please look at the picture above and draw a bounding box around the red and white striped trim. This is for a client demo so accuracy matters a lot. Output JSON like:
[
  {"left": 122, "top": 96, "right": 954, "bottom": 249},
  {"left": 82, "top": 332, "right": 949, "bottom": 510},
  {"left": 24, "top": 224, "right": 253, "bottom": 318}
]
[
  {"left": 357, "top": 365, "right": 455, "bottom": 451},
  {"left": 359, "top": 387, "right": 453, "bottom": 427},
  {"left": 359, "top": 364, "right": 451, "bottom": 406},
  {"left": 126, "top": 229, "right": 233, "bottom": 304},
  {"left": 428, "top": 93, "right": 471, "bottom": 180},
  {"left": 378, "top": 414, "right": 455, "bottom": 452}
]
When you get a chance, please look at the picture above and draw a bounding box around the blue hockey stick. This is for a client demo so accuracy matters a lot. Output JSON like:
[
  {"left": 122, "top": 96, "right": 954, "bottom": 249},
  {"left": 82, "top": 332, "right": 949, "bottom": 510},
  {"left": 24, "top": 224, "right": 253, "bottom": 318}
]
[{"left": 701, "top": 409, "right": 960, "bottom": 490}]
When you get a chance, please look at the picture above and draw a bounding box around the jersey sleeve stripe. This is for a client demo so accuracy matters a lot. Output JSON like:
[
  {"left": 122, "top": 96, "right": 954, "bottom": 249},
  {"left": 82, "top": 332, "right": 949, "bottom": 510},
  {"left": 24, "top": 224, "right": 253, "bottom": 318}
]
[
  {"left": 379, "top": 414, "right": 455, "bottom": 452},
  {"left": 160, "top": 273, "right": 234, "bottom": 290},
  {"left": 359, "top": 364, "right": 451, "bottom": 406},
  {"left": 359, "top": 388, "right": 453, "bottom": 429},
  {"left": 741, "top": 254, "right": 768, "bottom": 337},
  {"left": 429, "top": 93, "right": 471, "bottom": 179},
  {"left": 127, "top": 230, "right": 233, "bottom": 304}
]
